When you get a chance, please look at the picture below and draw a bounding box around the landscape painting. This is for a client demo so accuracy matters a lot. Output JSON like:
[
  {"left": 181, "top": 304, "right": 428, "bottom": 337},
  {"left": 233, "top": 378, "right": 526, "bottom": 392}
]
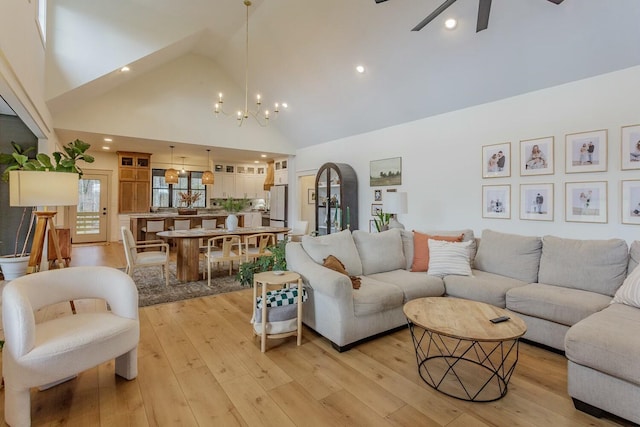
[{"left": 370, "top": 157, "right": 402, "bottom": 186}]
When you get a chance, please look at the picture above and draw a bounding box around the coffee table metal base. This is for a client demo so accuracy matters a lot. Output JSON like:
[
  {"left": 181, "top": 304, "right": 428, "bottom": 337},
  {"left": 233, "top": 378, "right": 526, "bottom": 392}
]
[{"left": 408, "top": 321, "right": 521, "bottom": 402}]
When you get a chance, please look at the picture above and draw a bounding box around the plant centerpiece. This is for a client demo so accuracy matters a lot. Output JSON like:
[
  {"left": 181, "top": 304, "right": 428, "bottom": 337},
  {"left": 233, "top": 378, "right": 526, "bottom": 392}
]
[
  {"left": 0, "top": 139, "right": 94, "bottom": 280},
  {"left": 177, "top": 191, "right": 202, "bottom": 215},
  {"left": 220, "top": 197, "right": 249, "bottom": 231},
  {"left": 236, "top": 238, "right": 287, "bottom": 286}
]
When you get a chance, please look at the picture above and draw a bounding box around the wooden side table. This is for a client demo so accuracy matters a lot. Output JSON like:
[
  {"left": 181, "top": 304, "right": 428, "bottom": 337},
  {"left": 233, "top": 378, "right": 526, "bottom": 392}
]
[{"left": 253, "top": 271, "right": 303, "bottom": 352}]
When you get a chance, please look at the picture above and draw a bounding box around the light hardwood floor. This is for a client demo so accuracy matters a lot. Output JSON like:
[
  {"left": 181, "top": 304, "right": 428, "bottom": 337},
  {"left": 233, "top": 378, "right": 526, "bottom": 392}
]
[{"left": 0, "top": 242, "right": 632, "bottom": 426}]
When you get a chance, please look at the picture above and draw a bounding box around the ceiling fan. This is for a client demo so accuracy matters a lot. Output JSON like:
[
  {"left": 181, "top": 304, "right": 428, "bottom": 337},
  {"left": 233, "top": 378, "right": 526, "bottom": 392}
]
[{"left": 375, "top": 0, "right": 565, "bottom": 33}]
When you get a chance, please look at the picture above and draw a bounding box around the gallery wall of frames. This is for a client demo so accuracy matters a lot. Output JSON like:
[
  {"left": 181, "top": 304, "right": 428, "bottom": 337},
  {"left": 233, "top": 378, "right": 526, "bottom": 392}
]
[{"left": 481, "top": 124, "right": 640, "bottom": 225}]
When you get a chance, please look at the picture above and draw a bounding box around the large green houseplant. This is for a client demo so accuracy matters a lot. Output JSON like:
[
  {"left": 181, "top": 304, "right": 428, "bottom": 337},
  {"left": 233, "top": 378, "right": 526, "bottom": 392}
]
[
  {"left": 0, "top": 139, "right": 94, "bottom": 279},
  {"left": 236, "top": 238, "right": 288, "bottom": 286}
]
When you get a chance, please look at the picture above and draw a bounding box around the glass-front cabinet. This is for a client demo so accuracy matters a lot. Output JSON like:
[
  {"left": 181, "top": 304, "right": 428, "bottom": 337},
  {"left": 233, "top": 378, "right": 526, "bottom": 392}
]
[{"left": 315, "top": 162, "right": 358, "bottom": 235}]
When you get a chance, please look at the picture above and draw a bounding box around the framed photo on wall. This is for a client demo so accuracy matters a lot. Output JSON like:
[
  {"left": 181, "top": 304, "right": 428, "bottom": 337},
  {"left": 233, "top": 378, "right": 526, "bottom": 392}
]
[
  {"left": 374, "top": 189, "right": 382, "bottom": 201},
  {"left": 565, "top": 181, "right": 607, "bottom": 223},
  {"left": 565, "top": 130, "right": 607, "bottom": 173},
  {"left": 482, "top": 184, "right": 510, "bottom": 219},
  {"left": 370, "top": 157, "right": 402, "bottom": 186},
  {"left": 520, "top": 183, "right": 553, "bottom": 221},
  {"left": 520, "top": 137, "right": 554, "bottom": 176},
  {"left": 622, "top": 180, "right": 640, "bottom": 225},
  {"left": 482, "top": 142, "right": 511, "bottom": 178},
  {"left": 621, "top": 124, "right": 640, "bottom": 170},
  {"left": 308, "top": 188, "right": 316, "bottom": 204},
  {"left": 369, "top": 220, "right": 378, "bottom": 233},
  {"left": 371, "top": 203, "right": 382, "bottom": 216}
]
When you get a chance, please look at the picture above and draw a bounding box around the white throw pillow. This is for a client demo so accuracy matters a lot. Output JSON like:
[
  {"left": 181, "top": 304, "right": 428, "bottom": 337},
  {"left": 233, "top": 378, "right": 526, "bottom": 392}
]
[
  {"left": 612, "top": 265, "right": 640, "bottom": 309},
  {"left": 427, "top": 239, "right": 472, "bottom": 277}
]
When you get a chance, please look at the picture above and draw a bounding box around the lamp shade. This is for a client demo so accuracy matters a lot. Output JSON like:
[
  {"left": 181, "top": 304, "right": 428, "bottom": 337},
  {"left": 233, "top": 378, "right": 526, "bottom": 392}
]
[
  {"left": 9, "top": 171, "right": 79, "bottom": 207},
  {"left": 202, "top": 170, "right": 214, "bottom": 185},
  {"left": 383, "top": 192, "right": 408, "bottom": 215},
  {"left": 165, "top": 168, "right": 179, "bottom": 184}
]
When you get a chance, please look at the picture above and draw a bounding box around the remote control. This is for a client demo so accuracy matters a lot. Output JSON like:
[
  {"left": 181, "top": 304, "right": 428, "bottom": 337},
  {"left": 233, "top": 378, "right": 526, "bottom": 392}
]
[{"left": 490, "top": 316, "right": 510, "bottom": 324}]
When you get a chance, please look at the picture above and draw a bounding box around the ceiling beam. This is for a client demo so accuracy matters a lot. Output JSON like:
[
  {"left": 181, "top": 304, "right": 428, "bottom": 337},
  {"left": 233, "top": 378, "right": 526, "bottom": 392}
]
[
  {"left": 412, "top": 0, "right": 458, "bottom": 32},
  {"left": 476, "top": 0, "right": 492, "bottom": 32}
]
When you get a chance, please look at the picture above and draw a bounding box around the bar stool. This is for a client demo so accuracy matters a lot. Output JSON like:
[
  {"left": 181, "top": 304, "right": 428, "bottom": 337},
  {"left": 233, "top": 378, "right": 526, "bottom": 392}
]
[
  {"left": 140, "top": 220, "right": 165, "bottom": 241},
  {"left": 169, "top": 219, "right": 191, "bottom": 248}
]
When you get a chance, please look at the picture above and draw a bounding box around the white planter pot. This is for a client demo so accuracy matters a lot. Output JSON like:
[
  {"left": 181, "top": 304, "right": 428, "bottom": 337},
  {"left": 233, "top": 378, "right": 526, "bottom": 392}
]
[
  {"left": 226, "top": 214, "right": 239, "bottom": 231},
  {"left": 0, "top": 256, "right": 29, "bottom": 280}
]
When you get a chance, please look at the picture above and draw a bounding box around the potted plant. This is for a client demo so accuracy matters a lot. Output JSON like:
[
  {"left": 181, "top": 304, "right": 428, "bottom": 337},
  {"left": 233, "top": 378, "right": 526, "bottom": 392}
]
[
  {"left": 236, "top": 238, "right": 287, "bottom": 286},
  {"left": 0, "top": 139, "right": 94, "bottom": 280},
  {"left": 220, "top": 197, "right": 249, "bottom": 231},
  {"left": 374, "top": 211, "right": 391, "bottom": 232}
]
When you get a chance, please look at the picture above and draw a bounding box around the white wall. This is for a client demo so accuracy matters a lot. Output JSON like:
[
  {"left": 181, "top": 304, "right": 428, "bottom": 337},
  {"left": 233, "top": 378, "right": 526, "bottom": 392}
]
[{"left": 295, "top": 66, "right": 640, "bottom": 243}]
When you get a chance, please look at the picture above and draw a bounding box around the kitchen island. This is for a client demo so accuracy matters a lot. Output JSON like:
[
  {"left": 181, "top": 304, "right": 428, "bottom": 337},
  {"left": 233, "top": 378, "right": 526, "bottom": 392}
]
[{"left": 129, "top": 213, "right": 247, "bottom": 241}]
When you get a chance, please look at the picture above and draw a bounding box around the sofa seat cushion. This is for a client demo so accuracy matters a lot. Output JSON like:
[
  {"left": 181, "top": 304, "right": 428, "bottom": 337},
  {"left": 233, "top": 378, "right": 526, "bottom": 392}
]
[
  {"left": 352, "top": 277, "right": 404, "bottom": 317},
  {"left": 565, "top": 303, "right": 640, "bottom": 386},
  {"left": 444, "top": 270, "right": 527, "bottom": 308},
  {"left": 474, "top": 229, "right": 542, "bottom": 283},
  {"left": 352, "top": 229, "right": 406, "bottom": 275},
  {"left": 367, "top": 270, "right": 445, "bottom": 302},
  {"left": 538, "top": 235, "right": 628, "bottom": 297},
  {"left": 506, "top": 283, "right": 611, "bottom": 326},
  {"left": 302, "top": 229, "right": 363, "bottom": 276}
]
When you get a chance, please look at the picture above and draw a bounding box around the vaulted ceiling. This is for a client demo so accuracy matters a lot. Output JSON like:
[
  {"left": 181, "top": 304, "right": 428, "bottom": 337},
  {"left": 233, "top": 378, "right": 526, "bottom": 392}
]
[{"left": 47, "top": 0, "right": 640, "bottom": 164}]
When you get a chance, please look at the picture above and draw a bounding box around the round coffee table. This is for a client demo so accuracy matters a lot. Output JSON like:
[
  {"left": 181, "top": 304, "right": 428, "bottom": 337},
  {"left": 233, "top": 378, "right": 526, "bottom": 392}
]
[{"left": 403, "top": 297, "right": 527, "bottom": 402}]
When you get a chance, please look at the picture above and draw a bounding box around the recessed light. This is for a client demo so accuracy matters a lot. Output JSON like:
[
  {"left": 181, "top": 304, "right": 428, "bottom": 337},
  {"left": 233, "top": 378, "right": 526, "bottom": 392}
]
[
  {"left": 102, "top": 146, "right": 111, "bottom": 150},
  {"left": 254, "top": 160, "right": 259, "bottom": 164},
  {"left": 445, "top": 18, "right": 457, "bottom": 30},
  {"left": 356, "top": 65, "right": 365, "bottom": 74},
  {"left": 260, "top": 154, "right": 267, "bottom": 158},
  {"left": 120, "top": 66, "right": 130, "bottom": 72},
  {"left": 282, "top": 103, "right": 288, "bottom": 109},
  {"left": 104, "top": 138, "right": 112, "bottom": 142}
]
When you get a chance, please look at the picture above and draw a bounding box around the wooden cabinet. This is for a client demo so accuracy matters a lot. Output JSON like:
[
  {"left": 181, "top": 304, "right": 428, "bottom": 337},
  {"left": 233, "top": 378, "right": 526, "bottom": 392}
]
[
  {"left": 315, "top": 163, "right": 358, "bottom": 235},
  {"left": 118, "top": 152, "right": 151, "bottom": 213}
]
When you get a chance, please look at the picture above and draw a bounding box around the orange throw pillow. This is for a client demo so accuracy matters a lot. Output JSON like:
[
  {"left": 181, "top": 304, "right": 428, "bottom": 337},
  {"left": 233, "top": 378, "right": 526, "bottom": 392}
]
[
  {"left": 411, "top": 232, "right": 464, "bottom": 272},
  {"left": 323, "top": 255, "right": 361, "bottom": 289}
]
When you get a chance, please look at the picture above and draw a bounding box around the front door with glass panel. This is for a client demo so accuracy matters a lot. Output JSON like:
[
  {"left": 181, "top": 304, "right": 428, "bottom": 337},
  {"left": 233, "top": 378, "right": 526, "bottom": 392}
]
[{"left": 73, "top": 173, "right": 109, "bottom": 243}]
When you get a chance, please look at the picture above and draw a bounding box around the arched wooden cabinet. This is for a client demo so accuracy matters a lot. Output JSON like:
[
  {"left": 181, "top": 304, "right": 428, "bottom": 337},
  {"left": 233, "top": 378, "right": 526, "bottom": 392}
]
[{"left": 314, "top": 162, "right": 358, "bottom": 235}]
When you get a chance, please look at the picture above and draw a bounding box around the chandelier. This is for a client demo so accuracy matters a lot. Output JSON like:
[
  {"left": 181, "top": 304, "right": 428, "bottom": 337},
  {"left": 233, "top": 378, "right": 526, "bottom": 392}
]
[{"left": 213, "top": 0, "right": 287, "bottom": 127}]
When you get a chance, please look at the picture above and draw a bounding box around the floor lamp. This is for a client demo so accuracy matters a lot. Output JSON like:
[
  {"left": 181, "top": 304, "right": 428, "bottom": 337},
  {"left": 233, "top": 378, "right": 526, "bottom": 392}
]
[
  {"left": 9, "top": 171, "right": 79, "bottom": 274},
  {"left": 384, "top": 192, "right": 408, "bottom": 230}
]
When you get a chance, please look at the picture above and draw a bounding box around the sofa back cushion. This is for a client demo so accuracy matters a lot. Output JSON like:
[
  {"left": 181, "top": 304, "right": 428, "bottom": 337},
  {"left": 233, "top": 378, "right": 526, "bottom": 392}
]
[
  {"left": 353, "top": 229, "right": 406, "bottom": 275},
  {"left": 629, "top": 240, "right": 640, "bottom": 274},
  {"left": 474, "top": 229, "right": 542, "bottom": 283},
  {"left": 301, "top": 229, "right": 363, "bottom": 276},
  {"left": 538, "top": 235, "right": 628, "bottom": 296}
]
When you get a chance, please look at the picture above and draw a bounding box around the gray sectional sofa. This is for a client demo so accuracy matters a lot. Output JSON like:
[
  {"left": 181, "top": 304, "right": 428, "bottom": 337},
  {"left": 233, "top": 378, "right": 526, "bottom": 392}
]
[{"left": 285, "top": 228, "right": 640, "bottom": 424}]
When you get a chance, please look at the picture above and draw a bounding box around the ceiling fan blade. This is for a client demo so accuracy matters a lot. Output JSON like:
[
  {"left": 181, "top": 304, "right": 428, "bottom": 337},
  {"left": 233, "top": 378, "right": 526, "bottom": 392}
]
[
  {"left": 547, "top": 0, "right": 565, "bottom": 4},
  {"left": 374, "top": 0, "right": 388, "bottom": 3},
  {"left": 476, "top": 0, "right": 492, "bottom": 32},
  {"left": 412, "top": 0, "right": 458, "bottom": 31}
]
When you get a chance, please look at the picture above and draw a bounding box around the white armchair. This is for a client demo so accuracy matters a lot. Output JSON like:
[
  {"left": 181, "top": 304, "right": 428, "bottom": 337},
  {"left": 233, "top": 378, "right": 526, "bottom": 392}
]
[{"left": 2, "top": 266, "right": 140, "bottom": 427}]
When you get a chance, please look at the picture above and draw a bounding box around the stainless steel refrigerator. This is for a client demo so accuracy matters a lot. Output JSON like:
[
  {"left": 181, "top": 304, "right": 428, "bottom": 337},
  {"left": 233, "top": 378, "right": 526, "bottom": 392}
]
[{"left": 269, "top": 185, "right": 288, "bottom": 227}]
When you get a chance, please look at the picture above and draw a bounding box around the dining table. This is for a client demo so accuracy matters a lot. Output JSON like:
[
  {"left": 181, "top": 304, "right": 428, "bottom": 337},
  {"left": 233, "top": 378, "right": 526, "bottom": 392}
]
[{"left": 157, "top": 226, "right": 290, "bottom": 282}]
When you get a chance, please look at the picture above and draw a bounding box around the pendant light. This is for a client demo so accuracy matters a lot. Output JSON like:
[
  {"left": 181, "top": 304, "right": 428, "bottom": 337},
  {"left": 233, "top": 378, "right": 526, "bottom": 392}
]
[
  {"left": 202, "top": 149, "right": 214, "bottom": 185},
  {"left": 165, "top": 145, "right": 178, "bottom": 184}
]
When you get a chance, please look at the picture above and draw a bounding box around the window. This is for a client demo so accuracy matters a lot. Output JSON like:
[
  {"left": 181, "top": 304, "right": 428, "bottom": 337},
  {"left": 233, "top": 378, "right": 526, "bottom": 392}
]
[
  {"left": 37, "top": 0, "right": 47, "bottom": 44},
  {"left": 152, "top": 169, "right": 206, "bottom": 208}
]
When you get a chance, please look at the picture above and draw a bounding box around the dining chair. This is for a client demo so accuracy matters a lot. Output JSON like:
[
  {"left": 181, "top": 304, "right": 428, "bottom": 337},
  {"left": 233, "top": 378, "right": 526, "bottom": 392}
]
[
  {"left": 244, "top": 233, "right": 276, "bottom": 262},
  {"left": 204, "top": 235, "right": 243, "bottom": 284},
  {"left": 288, "top": 220, "right": 309, "bottom": 242},
  {"left": 121, "top": 226, "right": 170, "bottom": 287},
  {"left": 197, "top": 218, "right": 218, "bottom": 250}
]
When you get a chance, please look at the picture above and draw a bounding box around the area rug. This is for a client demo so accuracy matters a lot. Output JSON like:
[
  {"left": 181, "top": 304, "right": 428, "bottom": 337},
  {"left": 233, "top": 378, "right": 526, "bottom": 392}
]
[{"left": 129, "top": 263, "right": 247, "bottom": 307}]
